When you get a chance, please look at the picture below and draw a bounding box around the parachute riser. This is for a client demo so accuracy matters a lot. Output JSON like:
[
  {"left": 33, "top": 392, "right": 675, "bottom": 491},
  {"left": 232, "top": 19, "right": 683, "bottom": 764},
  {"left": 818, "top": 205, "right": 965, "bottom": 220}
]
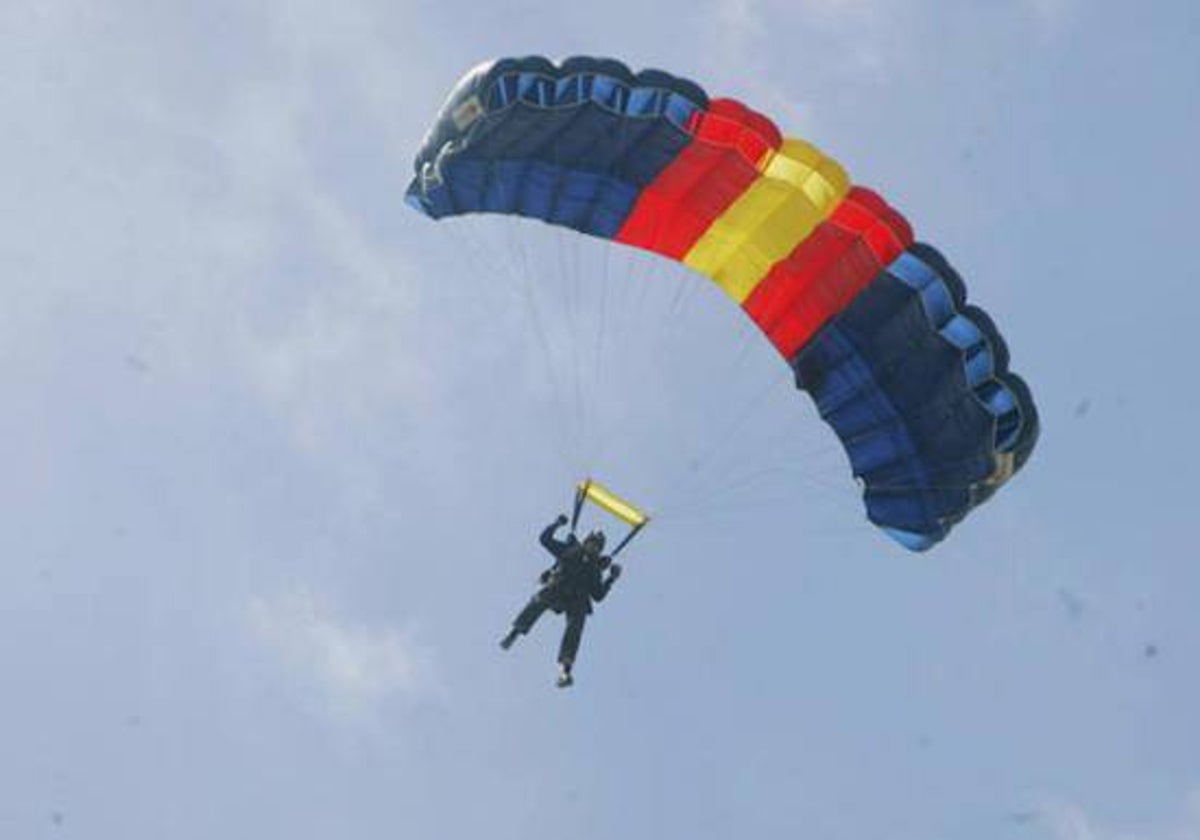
[
  {"left": 609, "top": 521, "right": 646, "bottom": 558},
  {"left": 570, "top": 479, "right": 591, "bottom": 536}
]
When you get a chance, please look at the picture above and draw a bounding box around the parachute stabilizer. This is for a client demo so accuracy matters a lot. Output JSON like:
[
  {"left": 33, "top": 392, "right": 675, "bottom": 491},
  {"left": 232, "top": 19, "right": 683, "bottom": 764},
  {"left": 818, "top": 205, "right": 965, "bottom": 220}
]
[
  {"left": 572, "top": 479, "right": 650, "bottom": 557},
  {"left": 577, "top": 479, "right": 649, "bottom": 527}
]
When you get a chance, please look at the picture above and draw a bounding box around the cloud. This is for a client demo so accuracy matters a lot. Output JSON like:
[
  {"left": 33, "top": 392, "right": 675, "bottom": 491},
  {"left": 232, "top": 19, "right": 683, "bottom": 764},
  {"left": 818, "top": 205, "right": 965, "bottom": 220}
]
[
  {"left": 1042, "top": 803, "right": 1102, "bottom": 840},
  {"left": 1032, "top": 788, "right": 1200, "bottom": 840},
  {"left": 195, "top": 2, "right": 457, "bottom": 492},
  {"left": 0, "top": 0, "right": 457, "bottom": 506},
  {"left": 247, "top": 587, "right": 439, "bottom": 723},
  {"left": 1024, "top": 0, "right": 1078, "bottom": 35},
  {"left": 703, "top": 0, "right": 901, "bottom": 129}
]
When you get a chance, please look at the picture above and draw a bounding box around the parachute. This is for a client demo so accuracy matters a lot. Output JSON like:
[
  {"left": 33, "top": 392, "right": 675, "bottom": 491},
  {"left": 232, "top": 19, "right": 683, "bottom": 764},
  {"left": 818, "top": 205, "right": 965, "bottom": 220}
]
[{"left": 407, "top": 55, "right": 1039, "bottom": 551}]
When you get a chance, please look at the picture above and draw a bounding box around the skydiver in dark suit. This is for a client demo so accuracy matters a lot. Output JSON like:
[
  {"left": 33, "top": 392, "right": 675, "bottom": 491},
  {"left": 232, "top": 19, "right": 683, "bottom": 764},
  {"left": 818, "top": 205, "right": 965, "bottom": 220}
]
[{"left": 500, "top": 514, "right": 622, "bottom": 688}]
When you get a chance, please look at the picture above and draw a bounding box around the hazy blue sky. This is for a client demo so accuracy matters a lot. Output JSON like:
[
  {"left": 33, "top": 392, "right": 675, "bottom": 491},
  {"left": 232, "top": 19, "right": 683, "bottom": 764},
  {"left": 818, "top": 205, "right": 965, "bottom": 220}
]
[{"left": 3, "top": 1, "right": 1198, "bottom": 839}]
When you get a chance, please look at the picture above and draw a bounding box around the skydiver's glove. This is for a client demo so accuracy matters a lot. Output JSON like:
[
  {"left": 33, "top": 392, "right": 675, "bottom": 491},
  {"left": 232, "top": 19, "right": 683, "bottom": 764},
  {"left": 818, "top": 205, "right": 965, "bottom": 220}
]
[
  {"left": 608, "top": 563, "right": 622, "bottom": 581},
  {"left": 555, "top": 514, "right": 569, "bottom": 527},
  {"left": 539, "top": 569, "right": 553, "bottom": 584}
]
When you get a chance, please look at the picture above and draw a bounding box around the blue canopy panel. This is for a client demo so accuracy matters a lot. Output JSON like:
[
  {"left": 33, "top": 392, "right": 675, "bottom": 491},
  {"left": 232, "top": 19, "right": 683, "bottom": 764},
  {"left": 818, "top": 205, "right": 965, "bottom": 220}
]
[
  {"left": 793, "top": 243, "right": 1039, "bottom": 550},
  {"left": 406, "top": 55, "right": 708, "bottom": 240}
]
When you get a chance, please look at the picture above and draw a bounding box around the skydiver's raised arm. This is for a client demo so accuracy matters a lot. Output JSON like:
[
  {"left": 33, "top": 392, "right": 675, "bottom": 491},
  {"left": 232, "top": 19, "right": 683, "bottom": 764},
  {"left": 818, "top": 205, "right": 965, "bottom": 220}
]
[{"left": 540, "top": 514, "right": 572, "bottom": 556}]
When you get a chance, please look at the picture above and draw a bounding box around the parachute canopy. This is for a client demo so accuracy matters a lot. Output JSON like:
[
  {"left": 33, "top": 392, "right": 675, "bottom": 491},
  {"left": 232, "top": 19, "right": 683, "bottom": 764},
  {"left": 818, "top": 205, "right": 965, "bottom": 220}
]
[{"left": 407, "top": 55, "right": 1039, "bottom": 551}]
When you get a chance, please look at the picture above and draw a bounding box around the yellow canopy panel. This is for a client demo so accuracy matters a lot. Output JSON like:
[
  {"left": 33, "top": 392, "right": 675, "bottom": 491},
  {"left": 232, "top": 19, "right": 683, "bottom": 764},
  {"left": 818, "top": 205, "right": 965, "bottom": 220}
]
[
  {"left": 683, "top": 137, "right": 850, "bottom": 303},
  {"left": 578, "top": 479, "right": 649, "bottom": 527}
]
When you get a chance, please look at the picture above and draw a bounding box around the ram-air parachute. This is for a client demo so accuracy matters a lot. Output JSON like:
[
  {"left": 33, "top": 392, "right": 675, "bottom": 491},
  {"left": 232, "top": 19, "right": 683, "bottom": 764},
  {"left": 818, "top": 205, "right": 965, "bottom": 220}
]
[{"left": 406, "top": 55, "right": 1038, "bottom": 551}]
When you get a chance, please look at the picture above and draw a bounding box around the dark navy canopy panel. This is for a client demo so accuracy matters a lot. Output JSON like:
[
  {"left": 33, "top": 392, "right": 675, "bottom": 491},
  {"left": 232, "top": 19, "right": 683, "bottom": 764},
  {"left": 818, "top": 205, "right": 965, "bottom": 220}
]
[
  {"left": 407, "top": 55, "right": 707, "bottom": 238},
  {"left": 794, "top": 244, "right": 1039, "bottom": 549},
  {"left": 407, "top": 55, "right": 1039, "bottom": 551}
]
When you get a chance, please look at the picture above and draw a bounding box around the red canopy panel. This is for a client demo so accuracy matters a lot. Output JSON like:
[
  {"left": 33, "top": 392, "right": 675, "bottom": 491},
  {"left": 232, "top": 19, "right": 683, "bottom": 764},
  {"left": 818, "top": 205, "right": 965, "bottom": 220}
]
[
  {"left": 743, "top": 187, "right": 913, "bottom": 358},
  {"left": 615, "top": 98, "right": 781, "bottom": 259}
]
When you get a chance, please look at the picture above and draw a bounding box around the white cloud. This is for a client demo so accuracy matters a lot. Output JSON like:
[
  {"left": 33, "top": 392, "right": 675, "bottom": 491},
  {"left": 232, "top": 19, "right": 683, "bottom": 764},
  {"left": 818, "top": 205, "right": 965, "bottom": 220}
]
[
  {"left": 199, "top": 4, "right": 452, "bottom": 486},
  {"left": 703, "top": 0, "right": 900, "bottom": 130},
  {"left": 1, "top": 0, "right": 452, "bottom": 490},
  {"left": 796, "top": 0, "right": 892, "bottom": 79},
  {"left": 1034, "top": 788, "right": 1200, "bottom": 840},
  {"left": 713, "top": 0, "right": 886, "bottom": 46},
  {"left": 247, "top": 587, "right": 439, "bottom": 723},
  {"left": 1042, "top": 802, "right": 1103, "bottom": 840},
  {"left": 1024, "top": 0, "right": 1078, "bottom": 35}
]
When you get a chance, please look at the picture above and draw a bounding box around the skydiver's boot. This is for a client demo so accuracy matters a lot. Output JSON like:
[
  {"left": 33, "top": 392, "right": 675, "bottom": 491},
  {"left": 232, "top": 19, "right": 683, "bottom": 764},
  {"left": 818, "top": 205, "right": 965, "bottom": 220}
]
[
  {"left": 556, "top": 662, "right": 574, "bottom": 689},
  {"left": 499, "top": 628, "right": 520, "bottom": 650}
]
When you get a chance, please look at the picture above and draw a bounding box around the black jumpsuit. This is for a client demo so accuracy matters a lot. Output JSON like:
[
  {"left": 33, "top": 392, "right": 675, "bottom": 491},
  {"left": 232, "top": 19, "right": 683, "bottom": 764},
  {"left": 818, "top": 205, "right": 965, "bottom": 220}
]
[{"left": 510, "top": 519, "right": 617, "bottom": 668}]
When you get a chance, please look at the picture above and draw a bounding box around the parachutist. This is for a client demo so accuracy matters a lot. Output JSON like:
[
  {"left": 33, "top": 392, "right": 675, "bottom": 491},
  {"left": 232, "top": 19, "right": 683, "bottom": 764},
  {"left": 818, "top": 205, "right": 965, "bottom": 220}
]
[{"left": 500, "top": 515, "right": 622, "bottom": 688}]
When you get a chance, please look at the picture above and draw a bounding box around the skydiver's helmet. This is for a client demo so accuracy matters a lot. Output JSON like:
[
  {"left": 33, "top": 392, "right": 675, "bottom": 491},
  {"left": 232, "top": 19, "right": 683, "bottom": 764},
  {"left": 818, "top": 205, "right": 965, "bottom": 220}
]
[{"left": 582, "top": 530, "right": 606, "bottom": 557}]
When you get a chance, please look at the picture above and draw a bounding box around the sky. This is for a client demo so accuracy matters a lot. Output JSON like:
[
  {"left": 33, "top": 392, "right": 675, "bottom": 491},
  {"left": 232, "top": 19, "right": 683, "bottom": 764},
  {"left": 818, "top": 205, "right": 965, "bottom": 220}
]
[{"left": 2, "top": 1, "right": 1199, "bottom": 838}]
